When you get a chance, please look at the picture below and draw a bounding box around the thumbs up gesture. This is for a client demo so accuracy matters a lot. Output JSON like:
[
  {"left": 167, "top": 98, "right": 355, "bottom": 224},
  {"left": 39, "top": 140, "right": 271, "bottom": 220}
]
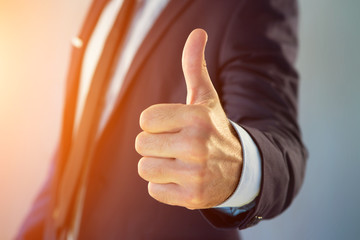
[{"left": 135, "top": 29, "right": 243, "bottom": 209}]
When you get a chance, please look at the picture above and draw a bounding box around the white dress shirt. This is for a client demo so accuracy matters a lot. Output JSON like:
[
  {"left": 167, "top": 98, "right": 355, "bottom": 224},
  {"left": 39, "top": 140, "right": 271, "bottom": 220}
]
[{"left": 69, "top": 0, "right": 261, "bottom": 238}]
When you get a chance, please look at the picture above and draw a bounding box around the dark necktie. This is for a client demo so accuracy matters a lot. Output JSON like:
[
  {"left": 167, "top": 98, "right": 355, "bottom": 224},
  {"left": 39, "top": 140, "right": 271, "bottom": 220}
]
[{"left": 55, "top": 0, "right": 136, "bottom": 229}]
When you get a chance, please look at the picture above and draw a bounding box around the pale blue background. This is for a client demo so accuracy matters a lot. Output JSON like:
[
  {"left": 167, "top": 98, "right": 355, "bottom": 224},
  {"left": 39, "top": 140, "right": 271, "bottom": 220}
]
[{"left": 243, "top": 0, "right": 360, "bottom": 239}]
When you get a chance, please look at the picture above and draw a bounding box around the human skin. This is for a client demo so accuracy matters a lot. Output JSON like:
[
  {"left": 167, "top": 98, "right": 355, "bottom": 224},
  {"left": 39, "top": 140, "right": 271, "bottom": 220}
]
[{"left": 135, "top": 29, "right": 243, "bottom": 209}]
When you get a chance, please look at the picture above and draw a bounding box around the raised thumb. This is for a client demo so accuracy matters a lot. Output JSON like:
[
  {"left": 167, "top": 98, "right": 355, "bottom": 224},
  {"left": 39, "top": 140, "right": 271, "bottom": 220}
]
[{"left": 182, "top": 29, "right": 218, "bottom": 105}]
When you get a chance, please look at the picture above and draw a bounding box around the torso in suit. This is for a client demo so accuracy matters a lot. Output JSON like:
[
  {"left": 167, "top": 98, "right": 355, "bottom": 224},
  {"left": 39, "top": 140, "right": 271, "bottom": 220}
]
[{"left": 17, "top": 0, "right": 307, "bottom": 239}]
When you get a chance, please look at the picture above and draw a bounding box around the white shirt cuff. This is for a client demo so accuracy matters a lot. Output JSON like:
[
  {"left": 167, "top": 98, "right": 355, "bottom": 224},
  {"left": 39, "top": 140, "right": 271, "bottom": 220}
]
[{"left": 215, "top": 120, "right": 262, "bottom": 208}]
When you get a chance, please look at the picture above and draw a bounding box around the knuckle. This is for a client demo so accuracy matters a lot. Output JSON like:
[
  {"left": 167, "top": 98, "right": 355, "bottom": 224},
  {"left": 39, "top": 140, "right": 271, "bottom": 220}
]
[
  {"left": 138, "top": 158, "right": 162, "bottom": 181},
  {"left": 185, "top": 137, "right": 209, "bottom": 161},
  {"left": 148, "top": 183, "right": 167, "bottom": 204},
  {"left": 188, "top": 106, "right": 211, "bottom": 125},
  {"left": 135, "top": 132, "right": 147, "bottom": 154},
  {"left": 197, "top": 106, "right": 212, "bottom": 123},
  {"left": 147, "top": 182, "right": 157, "bottom": 198},
  {"left": 140, "top": 105, "right": 162, "bottom": 131},
  {"left": 140, "top": 105, "right": 162, "bottom": 130},
  {"left": 139, "top": 109, "right": 150, "bottom": 130},
  {"left": 188, "top": 124, "right": 206, "bottom": 138},
  {"left": 191, "top": 165, "right": 207, "bottom": 183},
  {"left": 137, "top": 157, "right": 148, "bottom": 179},
  {"left": 185, "top": 107, "right": 214, "bottom": 137},
  {"left": 186, "top": 187, "right": 205, "bottom": 208}
]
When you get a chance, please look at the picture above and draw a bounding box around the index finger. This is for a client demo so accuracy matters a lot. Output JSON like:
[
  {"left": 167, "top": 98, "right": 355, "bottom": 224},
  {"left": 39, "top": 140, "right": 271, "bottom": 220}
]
[{"left": 140, "top": 103, "right": 187, "bottom": 133}]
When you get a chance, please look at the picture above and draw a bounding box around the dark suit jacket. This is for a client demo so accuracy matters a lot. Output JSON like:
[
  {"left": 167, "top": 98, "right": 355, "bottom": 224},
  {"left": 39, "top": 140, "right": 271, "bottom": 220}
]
[{"left": 17, "top": 0, "right": 307, "bottom": 239}]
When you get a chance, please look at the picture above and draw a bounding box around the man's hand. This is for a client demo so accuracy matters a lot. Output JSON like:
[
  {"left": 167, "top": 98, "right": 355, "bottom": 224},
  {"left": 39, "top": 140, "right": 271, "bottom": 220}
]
[{"left": 135, "top": 29, "right": 243, "bottom": 209}]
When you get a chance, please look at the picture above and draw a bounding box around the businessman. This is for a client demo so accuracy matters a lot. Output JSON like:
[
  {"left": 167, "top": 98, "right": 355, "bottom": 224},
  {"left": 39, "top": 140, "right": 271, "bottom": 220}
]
[{"left": 18, "top": 0, "right": 307, "bottom": 239}]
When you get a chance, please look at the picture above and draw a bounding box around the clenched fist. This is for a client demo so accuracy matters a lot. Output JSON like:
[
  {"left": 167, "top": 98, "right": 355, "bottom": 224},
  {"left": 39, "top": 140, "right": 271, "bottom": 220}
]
[{"left": 135, "top": 29, "right": 243, "bottom": 209}]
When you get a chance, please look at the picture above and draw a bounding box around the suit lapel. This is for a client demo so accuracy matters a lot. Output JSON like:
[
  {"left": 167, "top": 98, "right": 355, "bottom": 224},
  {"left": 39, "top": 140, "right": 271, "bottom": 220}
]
[
  {"left": 62, "top": 0, "right": 193, "bottom": 154},
  {"left": 61, "top": 0, "right": 194, "bottom": 161},
  {"left": 113, "top": 0, "right": 193, "bottom": 108},
  {"left": 46, "top": 0, "right": 111, "bottom": 238},
  {"left": 59, "top": 0, "right": 110, "bottom": 164}
]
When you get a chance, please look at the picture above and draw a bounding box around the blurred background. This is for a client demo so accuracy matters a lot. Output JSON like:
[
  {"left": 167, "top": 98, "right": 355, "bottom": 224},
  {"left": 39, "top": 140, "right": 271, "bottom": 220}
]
[{"left": 0, "top": 0, "right": 359, "bottom": 239}]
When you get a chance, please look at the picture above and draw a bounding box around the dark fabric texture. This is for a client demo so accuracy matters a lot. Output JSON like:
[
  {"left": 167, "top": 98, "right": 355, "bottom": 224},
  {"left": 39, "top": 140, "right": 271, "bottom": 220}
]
[{"left": 16, "top": 0, "right": 306, "bottom": 239}]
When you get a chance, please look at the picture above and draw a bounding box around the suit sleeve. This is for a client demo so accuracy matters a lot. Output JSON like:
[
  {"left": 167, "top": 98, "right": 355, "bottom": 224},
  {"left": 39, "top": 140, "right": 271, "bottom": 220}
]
[{"left": 201, "top": 0, "right": 307, "bottom": 229}]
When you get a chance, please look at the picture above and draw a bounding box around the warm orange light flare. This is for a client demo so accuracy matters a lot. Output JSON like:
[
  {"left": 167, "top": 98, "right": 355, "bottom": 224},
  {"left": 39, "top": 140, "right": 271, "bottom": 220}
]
[{"left": 0, "top": 1, "right": 91, "bottom": 239}]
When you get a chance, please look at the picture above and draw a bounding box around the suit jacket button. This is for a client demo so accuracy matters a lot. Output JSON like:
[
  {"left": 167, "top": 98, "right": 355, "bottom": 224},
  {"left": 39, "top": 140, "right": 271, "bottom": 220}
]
[
  {"left": 252, "top": 215, "right": 263, "bottom": 225},
  {"left": 246, "top": 215, "right": 263, "bottom": 228},
  {"left": 71, "top": 37, "right": 83, "bottom": 48}
]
